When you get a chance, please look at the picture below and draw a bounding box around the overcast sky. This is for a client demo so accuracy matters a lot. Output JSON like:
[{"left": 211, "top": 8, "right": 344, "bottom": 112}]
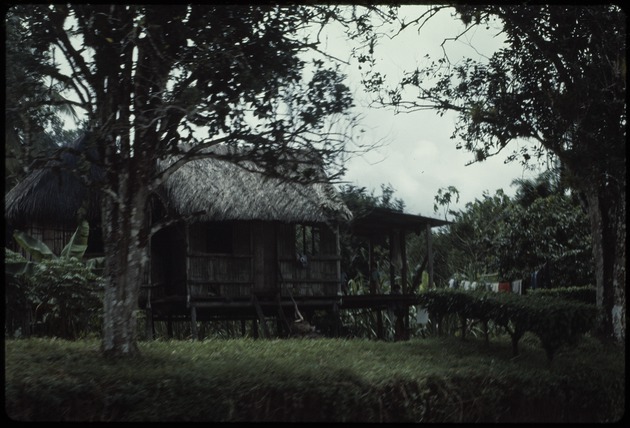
[{"left": 319, "top": 6, "right": 546, "bottom": 218}]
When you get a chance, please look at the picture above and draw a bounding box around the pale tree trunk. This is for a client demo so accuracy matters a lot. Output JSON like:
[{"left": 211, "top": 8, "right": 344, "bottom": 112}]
[
  {"left": 584, "top": 177, "right": 626, "bottom": 343},
  {"left": 101, "top": 177, "right": 150, "bottom": 357}
]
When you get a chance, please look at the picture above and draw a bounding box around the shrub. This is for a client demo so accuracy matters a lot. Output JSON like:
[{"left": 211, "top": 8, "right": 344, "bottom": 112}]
[
  {"left": 416, "top": 288, "right": 597, "bottom": 361},
  {"left": 19, "top": 256, "right": 104, "bottom": 339},
  {"left": 528, "top": 286, "right": 596, "bottom": 304}
]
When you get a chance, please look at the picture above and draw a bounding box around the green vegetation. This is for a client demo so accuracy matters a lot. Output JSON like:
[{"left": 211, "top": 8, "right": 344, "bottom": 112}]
[
  {"left": 5, "top": 335, "right": 623, "bottom": 422},
  {"left": 416, "top": 287, "right": 597, "bottom": 361},
  {"left": 5, "top": 221, "right": 104, "bottom": 339}
]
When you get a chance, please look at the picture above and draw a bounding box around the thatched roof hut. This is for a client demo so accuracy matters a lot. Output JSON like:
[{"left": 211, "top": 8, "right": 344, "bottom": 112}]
[{"left": 4, "top": 133, "right": 103, "bottom": 228}]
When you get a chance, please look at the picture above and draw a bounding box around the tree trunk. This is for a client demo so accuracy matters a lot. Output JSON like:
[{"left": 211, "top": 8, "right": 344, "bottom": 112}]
[
  {"left": 584, "top": 178, "right": 626, "bottom": 343},
  {"left": 101, "top": 179, "right": 150, "bottom": 357}
]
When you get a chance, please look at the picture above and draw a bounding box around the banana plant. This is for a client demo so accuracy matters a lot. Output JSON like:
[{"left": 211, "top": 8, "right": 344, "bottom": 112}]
[
  {"left": 7, "top": 221, "right": 105, "bottom": 339},
  {"left": 13, "top": 219, "right": 90, "bottom": 261},
  {"left": 9, "top": 220, "right": 105, "bottom": 276}
]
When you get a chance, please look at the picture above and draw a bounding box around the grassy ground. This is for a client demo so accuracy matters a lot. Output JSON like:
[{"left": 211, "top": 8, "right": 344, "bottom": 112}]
[{"left": 5, "top": 333, "right": 625, "bottom": 422}]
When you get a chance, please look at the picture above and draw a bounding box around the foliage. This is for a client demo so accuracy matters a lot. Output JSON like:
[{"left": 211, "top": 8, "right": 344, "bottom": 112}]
[
  {"left": 361, "top": 4, "right": 625, "bottom": 341},
  {"left": 6, "top": 221, "right": 104, "bottom": 339},
  {"left": 5, "top": 336, "right": 624, "bottom": 422},
  {"left": 21, "top": 257, "right": 103, "bottom": 339},
  {"left": 430, "top": 170, "right": 593, "bottom": 288},
  {"left": 495, "top": 190, "right": 593, "bottom": 286},
  {"left": 528, "top": 285, "right": 596, "bottom": 304},
  {"left": 4, "top": 11, "right": 84, "bottom": 191},
  {"left": 432, "top": 188, "right": 512, "bottom": 283},
  {"left": 527, "top": 296, "right": 597, "bottom": 363},
  {"left": 417, "top": 288, "right": 597, "bottom": 361},
  {"left": 339, "top": 183, "right": 405, "bottom": 217}
]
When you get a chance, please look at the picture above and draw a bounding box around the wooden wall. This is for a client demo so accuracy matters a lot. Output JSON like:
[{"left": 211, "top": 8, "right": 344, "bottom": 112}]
[{"left": 155, "top": 220, "right": 343, "bottom": 301}]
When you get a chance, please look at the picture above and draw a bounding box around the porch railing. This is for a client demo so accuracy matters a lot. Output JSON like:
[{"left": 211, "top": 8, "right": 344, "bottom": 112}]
[
  {"left": 187, "top": 253, "right": 253, "bottom": 299},
  {"left": 278, "top": 256, "right": 340, "bottom": 296}
]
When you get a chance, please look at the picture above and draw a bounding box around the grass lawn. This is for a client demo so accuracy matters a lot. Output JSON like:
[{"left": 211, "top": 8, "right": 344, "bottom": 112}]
[{"left": 5, "top": 333, "right": 625, "bottom": 422}]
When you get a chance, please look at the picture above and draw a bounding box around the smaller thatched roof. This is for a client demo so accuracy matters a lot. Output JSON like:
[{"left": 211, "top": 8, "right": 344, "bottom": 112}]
[
  {"left": 158, "top": 145, "right": 352, "bottom": 224},
  {"left": 4, "top": 134, "right": 103, "bottom": 227}
]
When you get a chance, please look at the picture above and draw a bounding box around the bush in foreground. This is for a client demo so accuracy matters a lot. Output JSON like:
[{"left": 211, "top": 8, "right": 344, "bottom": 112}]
[{"left": 5, "top": 336, "right": 624, "bottom": 422}]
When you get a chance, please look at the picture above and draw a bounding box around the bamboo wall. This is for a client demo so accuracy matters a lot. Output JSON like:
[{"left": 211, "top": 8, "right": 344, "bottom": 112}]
[{"left": 181, "top": 221, "right": 341, "bottom": 301}]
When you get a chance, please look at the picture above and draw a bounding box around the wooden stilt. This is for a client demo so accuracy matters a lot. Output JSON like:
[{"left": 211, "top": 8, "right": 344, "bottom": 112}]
[
  {"left": 253, "top": 319, "right": 259, "bottom": 339},
  {"left": 332, "top": 302, "right": 340, "bottom": 337},
  {"left": 145, "top": 307, "right": 154, "bottom": 341},
  {"left": 144, "top": 286, "right": 154, "bottom": 340},
  {"left": 277, "top": 297, "right": 291, "bottom": 337},
  {"left": 400, "top": 230, "right": 409, "bottom": 340},
  {"left": 426, "top": 223, "right": 434, "bottom": 289},
  {"left": 190, "top": 305, "right": 198, "bottom": 340},
  {"left": 252, "top": 295, "right": 270, "bottom": 338}
]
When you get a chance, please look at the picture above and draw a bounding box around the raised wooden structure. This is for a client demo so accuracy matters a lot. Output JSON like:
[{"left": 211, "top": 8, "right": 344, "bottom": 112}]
[
  {"left": 5, "top": 134, "right": 451, "bottom": 341},
  {"left": 141, "top": 219, "right": 346, "bottom": 339},
  {"left": 141, "top": 207, "right": 450, "bottom": 341},
  {"left": 350, "top": 207, "right": 451, "bottom": 339}
]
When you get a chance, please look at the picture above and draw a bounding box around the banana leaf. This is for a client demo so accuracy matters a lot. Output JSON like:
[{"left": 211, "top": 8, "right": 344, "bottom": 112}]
[
  {"left": 60, "top": 219, "right": 89, "bottom": 259},
  {"left": 12, "top": 230, "right": 55, "bottom": 261}
]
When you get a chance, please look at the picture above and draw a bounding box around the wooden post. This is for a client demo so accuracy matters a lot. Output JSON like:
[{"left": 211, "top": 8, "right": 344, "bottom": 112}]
[
  {"left": 253, "top": 319, "right": 259, "bottom": 339},
  {"left": 252, "top": 295, "right": 270, "bottom": 338},
  {"left": 400, "top": 230, "right": 409, "bottom": 340},
  {"left": 332, "top": 302, "right": 340, "bottom": 337},
  {"left": 277, "top": 296, "right": 290, "bottom": 337},
  {"left": 253, "top": 222, "right": 265, "bottom": 294},
  {"left": 241, "top": 319, "right": 246, "bottom": 337},
  {"left": 389, "top": 229, "right": 396, "bottom": 293},
  {"left": 369, "top": 238, "right": 376, "bottom": 294},
  {"left": 400, "top": 230, "right": 408, "bottom": 294},
  {"left": 369, "top": 237, "right": 383, "bottom": 339},
  {"left": 190, "top": 306, "right": 198, "bottom": 340},
  {"left": 145, "top": 288, "right": 154, "bottom": 340},
  {"left": 390, "top": 229, "right": 401, "bottom": 341},
  {"left": 426, "top": 223, "right": 434, "bottom": 289},
  {"left": 335, "top": 224, "right": 342, "bottom": 295}
]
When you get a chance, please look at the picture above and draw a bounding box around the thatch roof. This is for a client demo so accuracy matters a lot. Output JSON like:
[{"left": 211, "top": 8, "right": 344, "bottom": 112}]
[
  {"left": 5, "top": 137, "right": 352, "bottom": 227},
  {"left": 158, "top": 145, "right": 352, "bottom": 224},
  {"left": 4, "top": 134, "right": 103, "bottom": 227}
]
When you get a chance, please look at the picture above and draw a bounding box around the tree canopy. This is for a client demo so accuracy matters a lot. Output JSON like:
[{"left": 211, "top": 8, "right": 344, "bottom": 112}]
[{"left": 360, "top": 4, "right": 625, "bottom": 341}]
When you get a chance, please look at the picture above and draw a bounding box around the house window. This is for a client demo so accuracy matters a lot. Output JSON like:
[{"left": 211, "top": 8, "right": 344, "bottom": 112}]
[
  {"left": 206, "top": 222, "right": 233, "bottom": 254},
  {"left": 295, "top": 224, "right": 320, "bottom": 256}
]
